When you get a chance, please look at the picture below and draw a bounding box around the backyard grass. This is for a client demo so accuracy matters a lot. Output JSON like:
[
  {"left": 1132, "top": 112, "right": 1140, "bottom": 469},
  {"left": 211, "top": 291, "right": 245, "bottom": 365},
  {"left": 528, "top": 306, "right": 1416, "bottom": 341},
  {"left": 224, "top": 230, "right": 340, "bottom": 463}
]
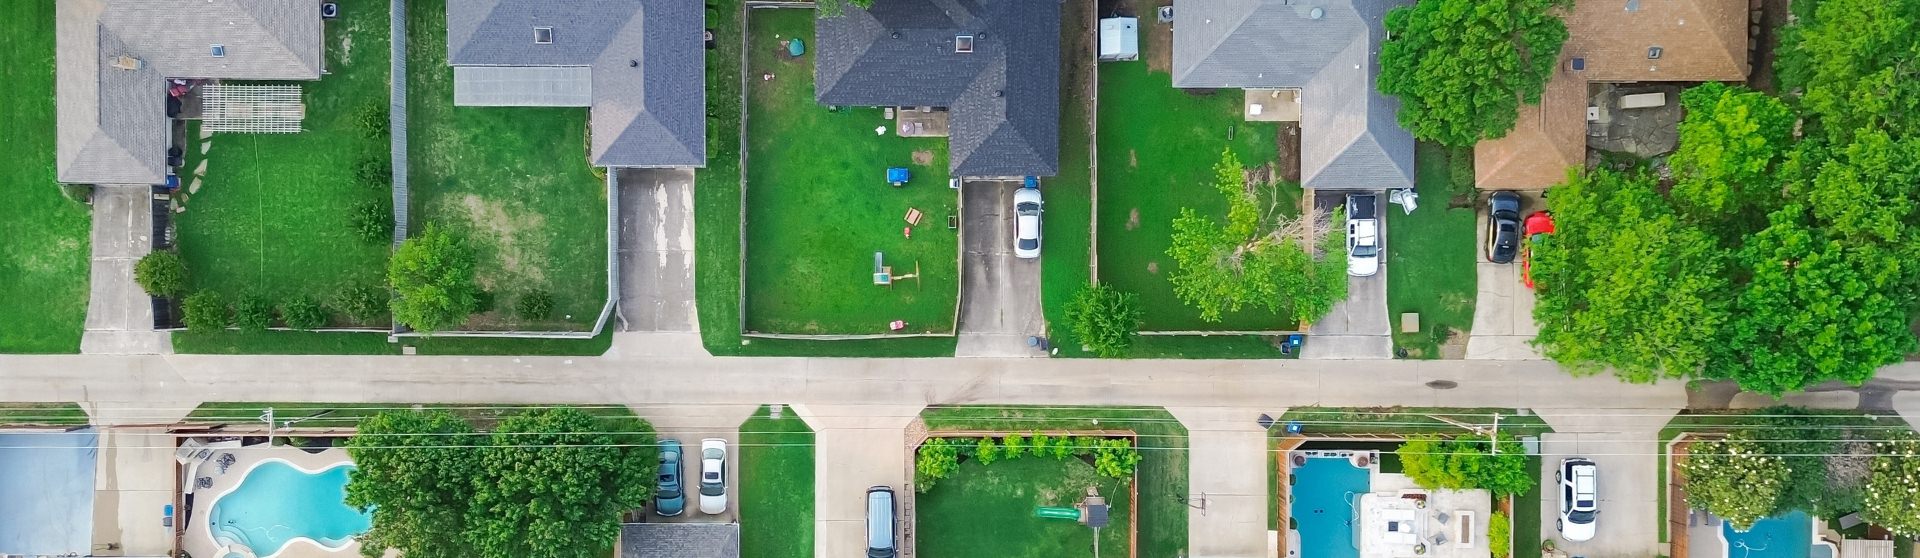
[
  {"left": 742, "top": 8, "right": 958, "bottom": 335},
  {"left": 0, "top": 0, "right": 90, "bottom": 354},
  {"left": 174, "top": 0, "right": 390, "bottom": 323},
  {"left": 1385, "top": 142, "right": 1477, "bottom": 358},
  {"left": 0, "top": 403, "right": 90, "bottom": 426},
  {"left": 917, "top": 455, "right": 1132, "bottom": 558},
  {"left": 171, "top": 329, "right": 613, "bottom": 356},
  {"left": 921, "top": 406, "right": 1186, "bottom": 558},
  {"left": 740, "top": 405, "right": 814, "bottom": 558},
  {"left": 408, "top": 0, "right": 607, "bottom": 331},
  {"left": 1040, "top": 0, "right": 1097, "bottom": 357},
  {"left": 1095, "top": 35, "right": 1295, "bottom": 332}
]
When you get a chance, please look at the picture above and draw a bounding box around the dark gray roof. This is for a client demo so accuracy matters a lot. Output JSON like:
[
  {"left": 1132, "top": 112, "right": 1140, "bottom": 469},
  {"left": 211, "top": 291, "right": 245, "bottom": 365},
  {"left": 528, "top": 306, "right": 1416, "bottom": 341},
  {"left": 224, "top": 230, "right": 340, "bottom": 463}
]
[
  {"left": 816, "top": 0, "right": 1061, "bottom": 177},
  {"left": 56, "top": 0, "right": 323, "bottom": 185},
  {"left": 1171, "top": 0, "right": 1414, "bottom": 190},
  {"left": 447, "top": 0, "right": 706, "bottom": 168},
  {"left": 619, "top": 523, "right": 739, "bottom": 558}
]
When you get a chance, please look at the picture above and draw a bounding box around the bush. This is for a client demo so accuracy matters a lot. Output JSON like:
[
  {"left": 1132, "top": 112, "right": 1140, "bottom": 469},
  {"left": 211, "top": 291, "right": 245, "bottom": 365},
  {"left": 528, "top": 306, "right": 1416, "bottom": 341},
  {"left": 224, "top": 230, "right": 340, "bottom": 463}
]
[
  {"left": 134, "top": 251, "right": 190, "bottom": 297},
  {"left": 234, "top": 293, "right": 273, "bottom": 332},
  {"left": 1448, "top": 145, "right": 1477, "bottom": 194},
  {"left": 516, "top": 290, "right": 554, "bottom": 320},
  {"left": 61, "top": 183, "right": 93, "bottom": 204},
  {"left": 1489, "top": 511, "right": 1512, "bottom": 558},
  {"left": 334, "top": 284, "right": 389, "bottom": 324},
  {"left": 1065, "top": 283, "right": 1145, "bottom": 357},
  {"left": 355, "top": 103, "right": 389, "bottom": 139},
  {"left": 1680, "top": 434, "right": 1787, "bottom": 530},
  {"left": 1092, "top": 439, "right": 1142, "bottom": 479},
  {"left": 1865, "top": 436, "right": 1920, "bottom": 538},
  {"left": 1050, "top": 436, "right": 1074, "bottom": 459},
  {"left": 182, "top": 291, "right": 228, "bottom": 332},
  {"left": 1397, "top": 434, "right": 1534, "bottom": 495},
  {"left": 1003, "top": 433, "right": 1026, "bottom": 459},
  {"left": 974, "top": 437, "right": 999, "bottom": 465},
  {"left": 351, "top": 200, "right": 393, "bottom": 243},
  {"left": 389, "top": 226, "right": 480, "bottom": 332},
  {"left": 915, "top": 438, "right": 961, "bottom": 493},
  {"left": 1031, "top": 433, "right": 1052, "bottom": 458},
  {"left": 354, "top": 153, "right": 392, "bottom": 189},
  {"left": 280, "top": 295, "right": 327, "bottom": 330}
]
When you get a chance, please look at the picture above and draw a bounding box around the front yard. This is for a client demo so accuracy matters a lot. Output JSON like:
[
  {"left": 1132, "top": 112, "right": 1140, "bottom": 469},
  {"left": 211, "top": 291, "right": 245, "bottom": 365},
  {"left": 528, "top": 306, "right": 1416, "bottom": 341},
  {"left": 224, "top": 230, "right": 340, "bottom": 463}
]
[
  {"left": 407, "top": 0, "right": 608, "bottom": 331},
  {"left": 0, "top": 0, "right": 91, "bottom": 353},
  {"left": 917, "top": 452, "right": 1132, "bottom": 558},
  {"left": 741, "top": 8, "right": 959, "bottom": 336},
  {"left": 1384, "top": 143, "right": 1477, "bottom": 358}
]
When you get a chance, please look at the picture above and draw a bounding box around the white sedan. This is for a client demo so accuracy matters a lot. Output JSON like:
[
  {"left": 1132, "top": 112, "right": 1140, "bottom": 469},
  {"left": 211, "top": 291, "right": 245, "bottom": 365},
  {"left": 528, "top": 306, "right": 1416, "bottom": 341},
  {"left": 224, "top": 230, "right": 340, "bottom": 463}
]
[
  {"left": 1014, "top": 187, "right": 1042, "bottom": 259},
  {"left": 698, "top": 438, "right": 728, "bottom": 515}
]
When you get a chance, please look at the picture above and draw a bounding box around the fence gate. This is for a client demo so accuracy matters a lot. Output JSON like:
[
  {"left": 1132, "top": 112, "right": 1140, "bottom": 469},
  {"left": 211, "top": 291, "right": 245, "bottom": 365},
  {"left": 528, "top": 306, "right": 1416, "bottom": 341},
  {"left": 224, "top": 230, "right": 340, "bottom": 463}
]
[{"left": 199, "top": 84, "right": 305, "bottom": 133}]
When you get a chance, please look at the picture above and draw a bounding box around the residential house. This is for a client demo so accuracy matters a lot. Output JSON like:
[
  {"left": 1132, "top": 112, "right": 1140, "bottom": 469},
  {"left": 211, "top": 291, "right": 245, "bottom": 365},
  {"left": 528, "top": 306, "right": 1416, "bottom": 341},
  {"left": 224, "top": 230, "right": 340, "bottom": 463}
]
[
  {"left": 55, "top": 0, "right": 323, "bottom": 185},
  {"left": 1474, "top": 0, "right": 1749, "bottom": 189},
  {"left": 446, "top": 0, "right": 706, "bottom": 168},
  {"left": 1171, "top": 0, "right": 1416, "bottom": 191},
  {"left": 815, "top": 0, "right": 1061, "bottom": 178}
]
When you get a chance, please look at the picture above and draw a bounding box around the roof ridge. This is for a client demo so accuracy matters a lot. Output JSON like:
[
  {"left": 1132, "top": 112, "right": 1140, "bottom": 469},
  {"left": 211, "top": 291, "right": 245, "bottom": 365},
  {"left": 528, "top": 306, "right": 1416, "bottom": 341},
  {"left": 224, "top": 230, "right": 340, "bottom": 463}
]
[
  {"left": 1676, "top": 0, "right": 1743, "bottom": 76},
  {"left": 1174, "top": 0, "right": 1263, "bottom": 86},
  {"left": 231, "top": 0, "right": 320, "bottom": 75}
]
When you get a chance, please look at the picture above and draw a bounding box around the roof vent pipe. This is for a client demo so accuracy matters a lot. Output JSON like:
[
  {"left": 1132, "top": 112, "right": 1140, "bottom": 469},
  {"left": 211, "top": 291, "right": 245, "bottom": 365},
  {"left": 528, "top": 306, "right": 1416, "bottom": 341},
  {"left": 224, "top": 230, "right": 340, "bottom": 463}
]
[{"left": 1309, "top": 7, "right": 1325, "bottom": 19}]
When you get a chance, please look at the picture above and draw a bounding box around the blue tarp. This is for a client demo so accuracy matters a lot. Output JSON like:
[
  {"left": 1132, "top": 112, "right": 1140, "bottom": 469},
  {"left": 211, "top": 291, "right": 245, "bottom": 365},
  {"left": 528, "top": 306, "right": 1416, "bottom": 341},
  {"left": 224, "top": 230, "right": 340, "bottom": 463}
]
[
  {"left": 887, "top": 167, "right": 910, "bottom": 184},
  {"left": 0, "top": 429, "right": 98, "bottom": 556}
]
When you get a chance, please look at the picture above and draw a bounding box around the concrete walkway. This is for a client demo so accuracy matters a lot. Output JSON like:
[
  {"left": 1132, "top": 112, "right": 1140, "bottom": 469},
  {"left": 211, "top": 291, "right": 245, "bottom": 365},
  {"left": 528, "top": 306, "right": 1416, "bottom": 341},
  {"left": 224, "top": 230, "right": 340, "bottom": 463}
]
[
  {"left": 1170, "top": 406, "right": 1279, "bottom": 558},
  {"left": 1533, "top": 409, "right": 1678, "bottom": 558},
  {"left": 80, "top": 186, "right": 169, "bottom": 355},
  {"left": 792, "top": 404, "right": 923, "bottom": 558}
]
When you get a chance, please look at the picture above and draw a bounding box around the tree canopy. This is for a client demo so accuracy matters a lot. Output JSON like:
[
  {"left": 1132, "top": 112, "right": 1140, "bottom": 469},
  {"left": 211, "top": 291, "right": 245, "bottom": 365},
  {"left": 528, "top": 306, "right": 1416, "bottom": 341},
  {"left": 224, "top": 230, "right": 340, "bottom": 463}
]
[
  {"left": 1865, "top": 436, "right": 1920, "bottom": 538},
  {"left": 1165, "top": 150, "right": 1347, "bottom": 322},
  {"left": 1681, "top": 434, "right": 1788, "bottom": 530},
  {"left": 389, "top": 225, "right": 480, "bottom": 333},
  {"left": 1378, "top": 0, "right": 1571, "bottom": 146},
  {"left": 1395, "top": 434, "right": 1533, "bottom": 496},
  {"left": 1063, "top": 283, "right": 1145, "bottom": 357},
  {"left": 1668, "top": 82, "right": 1796, "bottom": 220}
]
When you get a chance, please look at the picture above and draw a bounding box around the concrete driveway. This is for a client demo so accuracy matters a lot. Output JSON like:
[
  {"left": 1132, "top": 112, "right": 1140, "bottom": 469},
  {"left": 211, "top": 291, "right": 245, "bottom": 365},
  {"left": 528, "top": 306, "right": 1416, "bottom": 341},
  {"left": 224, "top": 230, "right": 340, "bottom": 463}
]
[
  {"left": 81, "top": 186, "right": 168, "bottom": 355},
  {"left": 1304, "top": 191, "right": 1391, "bottom": 359},
  {"left": 615, "top": 168, "right": 698, "bottom": 333},
  {"left": 955, "top": 180, "right": 1045, "bottom": 357},
  {"left": 1170, "top": 407, "right": 1277, "bottom": 558},
  {"left": 1534, "top": 409, "right": 1677, "bottom": 558},
  {"left": 1466, "top": 191, "right": 1543, "bottom": 360},
  {"left": 635, "top": 404, "right": 757, "bottom": 523},
  {"left": 795, "top": 405, "right": 923, "bottom": 558}
]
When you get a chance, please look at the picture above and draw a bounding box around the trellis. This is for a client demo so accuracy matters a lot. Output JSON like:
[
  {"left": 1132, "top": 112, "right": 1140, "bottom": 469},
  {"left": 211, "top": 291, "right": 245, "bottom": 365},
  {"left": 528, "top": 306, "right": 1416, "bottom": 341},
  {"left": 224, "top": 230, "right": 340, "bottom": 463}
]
[{"left": 199, "top": 84, "right": 305, "bottom": 133}]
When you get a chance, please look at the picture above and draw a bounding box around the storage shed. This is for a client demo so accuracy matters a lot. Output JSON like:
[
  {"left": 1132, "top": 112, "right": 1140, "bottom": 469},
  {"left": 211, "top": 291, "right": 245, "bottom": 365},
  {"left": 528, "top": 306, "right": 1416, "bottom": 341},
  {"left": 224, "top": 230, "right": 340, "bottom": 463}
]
[{"left": 1099, "top": 17, "right": 1139, "bottom": 61}]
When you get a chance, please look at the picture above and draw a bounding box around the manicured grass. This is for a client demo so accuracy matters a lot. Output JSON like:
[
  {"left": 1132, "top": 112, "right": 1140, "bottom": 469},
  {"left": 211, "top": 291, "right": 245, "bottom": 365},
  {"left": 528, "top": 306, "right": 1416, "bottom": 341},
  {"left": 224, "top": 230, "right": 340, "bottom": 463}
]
[
  {"left": 175, "top": 0, "right": 390, "bottom": 323},
  {"left": 172, "top": 329, "right": 613, "bottom": 356},
  {"left": 921, "top": 406, "right": 1186, "bottom": 558},
  {"left": 917, "top": 455, "right": 1131, "bottom": 558},
  {"left": 0, "top": 0, "right": 90, "bottom": 354},
  {"left": 1040, "top": 0, "right": 1097, "bottom": 357},
  {"left": 1095, "top": 36, "right": 1294, "bottom": 331},
  {"left": 1122, "top": 334, "right": 1298, "bottom": 358},
  {"left": 0, "top": 403, "right": 89, "bottom": 426},
  {"left": 742, "top": 8, "right": 957, "bottom": 335},
  {"left": 1513, "top": 458, "right": 1544, "bottom": 558},
  {"left": 1386, "top": 142, "right": 1477, "bottom": 358},
  {"left": 1277, "top": 407, "right": 1551, "bottom": 438},
  {"left": 740, "top": 405, "right": 814, "bottom": 558},
  {"left": 408, "top": 0, "right": 607, "bottom": 331}
]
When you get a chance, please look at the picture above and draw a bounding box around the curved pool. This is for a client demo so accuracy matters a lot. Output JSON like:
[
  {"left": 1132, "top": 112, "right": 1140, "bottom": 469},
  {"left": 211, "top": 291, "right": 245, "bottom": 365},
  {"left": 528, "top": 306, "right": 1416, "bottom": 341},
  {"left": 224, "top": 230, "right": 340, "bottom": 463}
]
[{"left": 207, "top": 459, "right": 371, "bottom": 558}]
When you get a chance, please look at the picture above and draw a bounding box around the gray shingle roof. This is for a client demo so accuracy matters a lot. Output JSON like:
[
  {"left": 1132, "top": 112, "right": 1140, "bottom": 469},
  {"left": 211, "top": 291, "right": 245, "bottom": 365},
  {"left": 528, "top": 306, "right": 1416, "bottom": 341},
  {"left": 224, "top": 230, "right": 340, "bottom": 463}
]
[
  {"left": 1171, "top": 0, "right": 1414, "bottom": 190},
  {"left": 619, "top": 523, "right": 739, "bottom": 558},
  {"left": 56, "top": 0, "right": 323, "bottom": 185},
  {"left": 447, "top": 0, "right": 705, "bottom": 168},
  {"left": 816, "top": 0, "right": 1061, "bottom": 177}
]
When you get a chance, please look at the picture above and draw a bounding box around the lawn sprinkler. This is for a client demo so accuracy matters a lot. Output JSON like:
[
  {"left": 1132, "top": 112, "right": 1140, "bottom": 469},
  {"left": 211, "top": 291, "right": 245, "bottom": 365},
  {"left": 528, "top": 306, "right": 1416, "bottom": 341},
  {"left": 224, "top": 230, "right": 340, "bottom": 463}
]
[{"left": 1035, "top": 487, "right": 1111, "bottom": 558}]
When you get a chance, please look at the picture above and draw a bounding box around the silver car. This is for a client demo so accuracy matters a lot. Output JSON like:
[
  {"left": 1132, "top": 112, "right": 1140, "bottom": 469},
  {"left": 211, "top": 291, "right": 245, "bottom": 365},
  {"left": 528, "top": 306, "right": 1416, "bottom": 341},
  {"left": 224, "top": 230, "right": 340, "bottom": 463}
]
[{"left": 699, "top": 438, "right": 728, "bottom": 515}]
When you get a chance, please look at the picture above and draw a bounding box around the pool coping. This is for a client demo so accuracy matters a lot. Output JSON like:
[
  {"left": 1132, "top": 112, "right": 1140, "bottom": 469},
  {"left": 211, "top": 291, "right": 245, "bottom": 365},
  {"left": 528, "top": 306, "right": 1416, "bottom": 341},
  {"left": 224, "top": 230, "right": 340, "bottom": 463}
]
[{"left": 201, "top": 456, "right": 362, "bottom": 558}]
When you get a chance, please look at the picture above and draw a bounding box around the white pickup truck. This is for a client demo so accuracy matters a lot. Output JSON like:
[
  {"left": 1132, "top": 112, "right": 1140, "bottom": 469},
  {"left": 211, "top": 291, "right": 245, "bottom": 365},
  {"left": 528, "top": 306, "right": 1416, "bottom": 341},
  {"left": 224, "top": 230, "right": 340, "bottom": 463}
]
[{"left": 1346, "top": 193, "right": 1380, "bottom": 277}]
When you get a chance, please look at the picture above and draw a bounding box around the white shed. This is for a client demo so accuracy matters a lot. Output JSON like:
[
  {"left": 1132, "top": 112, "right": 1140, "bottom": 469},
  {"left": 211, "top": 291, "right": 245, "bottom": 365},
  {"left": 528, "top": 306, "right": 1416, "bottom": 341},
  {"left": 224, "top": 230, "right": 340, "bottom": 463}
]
[{"left": 1099, "top": 17, "right": 1139, "bottom": 61}]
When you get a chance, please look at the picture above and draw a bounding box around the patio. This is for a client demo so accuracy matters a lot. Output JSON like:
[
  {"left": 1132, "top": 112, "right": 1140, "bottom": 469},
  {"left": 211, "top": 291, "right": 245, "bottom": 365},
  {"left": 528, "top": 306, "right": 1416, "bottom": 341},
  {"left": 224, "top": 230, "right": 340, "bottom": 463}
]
[{"left": 1357, "top": 485, "right": 1493, "bottom": 558}]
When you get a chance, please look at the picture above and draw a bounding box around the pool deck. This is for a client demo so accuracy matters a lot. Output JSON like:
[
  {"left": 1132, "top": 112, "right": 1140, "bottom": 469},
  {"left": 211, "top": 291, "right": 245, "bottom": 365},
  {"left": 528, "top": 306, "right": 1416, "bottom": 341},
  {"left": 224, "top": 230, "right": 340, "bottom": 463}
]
[
  {"left": 1359, "top": 474, "right": 1492, "bottom": 558},
  {"left": 182, "top": 443, "right": 359, "bottom": 558}
]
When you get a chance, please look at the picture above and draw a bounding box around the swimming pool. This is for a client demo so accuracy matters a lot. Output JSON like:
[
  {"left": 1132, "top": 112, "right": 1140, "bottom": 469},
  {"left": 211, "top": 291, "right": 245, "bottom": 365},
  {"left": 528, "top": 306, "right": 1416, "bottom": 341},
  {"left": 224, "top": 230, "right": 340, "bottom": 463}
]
[
  {"left": 1722, "top": 510, "right": 1815, "bottom": 558},
  {"left": 207, "top": 459, "right": 371, "bottom": 558},
  {"left": 1291, "top": 456, "right": 1371, "bottom": 558}
]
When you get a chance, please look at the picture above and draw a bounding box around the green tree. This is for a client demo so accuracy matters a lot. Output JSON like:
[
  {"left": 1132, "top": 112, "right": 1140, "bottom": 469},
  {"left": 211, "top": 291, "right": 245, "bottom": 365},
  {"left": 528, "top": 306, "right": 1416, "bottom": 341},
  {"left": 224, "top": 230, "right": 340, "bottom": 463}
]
[
  {"left": 389, "top": 226, "right": 480, "bottom": 333},
  {"left": 1395, "top": 435, "right": 1532, "bottom": 495},
  {"left": 1776, "top": 0, "right": 1920, "bottom": 142},
  {"left": 1864, "top": 436, "right": 1920, "bottom": 538},
  {"left": 1681, "top": 434, "right": 1788, "bottom": 530},
  {"left": 1091, "top": 439, "right": 1142, "bottom": 479},
  {"left": 974, "top": 437, "right": 999, "bottom": 465},
  {"left": 1002, "top": 433, "right": 1026, "bottom": 459},
  {"left": 915, "top": 438, "right": 961, "bottom": 493},
  {"left": 465, "top": 408, "right": 656, "bottom": 558},
  {"left": 1378, "top": 0, "right": 1572, "bottom": 146},
  {"left": 1064, "top": 283, "right": 1145, "bottom": 357},
  {"left": 346, "top": 410, "right": 482, "bottom": 558},
  {"left": 1167, "top": 150, "right": 1347, "bottom": 322},
  {"left": 1532, "top": 169, "right": 1732, "bottom": 382},
  {"left": 281, "top": 295, "right": 327, "bottom": 331},
  {"left": 1668, "top": 82, "right": 1796, "bottom": 219},
  {"left": 134, "top": 251, "right": 189, "bottom": 297},
  {"left": 182, "top": 291, "right": 227, "bottom": 332}
]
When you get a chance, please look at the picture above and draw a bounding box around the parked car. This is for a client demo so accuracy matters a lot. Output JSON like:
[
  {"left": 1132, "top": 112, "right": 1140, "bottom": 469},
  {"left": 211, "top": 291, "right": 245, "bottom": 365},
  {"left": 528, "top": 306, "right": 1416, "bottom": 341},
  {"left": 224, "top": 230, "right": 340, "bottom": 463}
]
[
  {"left": 698, "top": 438, "right": 728, "bottom": 515},
  {"left": 867, "top": 486, "right": 898, "bottom": 558},
  {"left": 1014, "top": 186, "right": 1043, "bottom": 259},
  {"left": 655, "top": 439, "right": 686, "bottom": 517},
  {"left": 1522, "top": 211, "right": 1555, "bottom": 289},
  {"left": 1486, "top": 191, "right": 1522, "bottom": 263},
  {"left": 1557, "top": 457, "right": 1599, "bottom": 541},
  {"left": 1346, "top": 193, "right": 1380, "bottom": 276}
]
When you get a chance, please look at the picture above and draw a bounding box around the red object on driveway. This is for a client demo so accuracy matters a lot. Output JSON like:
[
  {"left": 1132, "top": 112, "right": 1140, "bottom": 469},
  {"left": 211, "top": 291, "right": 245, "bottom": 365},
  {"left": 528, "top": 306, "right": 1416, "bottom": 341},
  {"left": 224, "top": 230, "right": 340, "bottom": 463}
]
[{"left": 1522, "top": 211, "right": 1555, "bottom": 289}]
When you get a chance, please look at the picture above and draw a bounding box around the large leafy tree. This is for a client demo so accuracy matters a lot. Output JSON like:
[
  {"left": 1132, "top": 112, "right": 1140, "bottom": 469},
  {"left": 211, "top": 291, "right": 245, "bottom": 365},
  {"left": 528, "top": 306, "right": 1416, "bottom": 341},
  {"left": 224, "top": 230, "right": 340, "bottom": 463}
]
[
  {"left": 1395, "top": 434, "right": 1533, "bottom": 496},
  {"left": 389, "top": 225, "right": 480, "bottom": 333},
  {"left": 347, "top": 410, "right": 482, "bottom": 558},
  {"left": 1776, "top": 0, "right": 1920, "bottom": 142},
  {"left": 1166, "top": 150, "right": 1347, "bottom": 322},
  {"left": 1668, "top": 83, "right": 1796, "bottom": 220},
  {"left": 1531, "top": 169, "right": 1731, "bottom": 382},
  {"left": 1681, "top": 434, "right": 1788, "bottom": 530},
  {"left": 467, "top": 408, "right": 657, "bottom": 558},
  {"left": 1378, "top": 0, "right": 1571, "bottom": 146}
]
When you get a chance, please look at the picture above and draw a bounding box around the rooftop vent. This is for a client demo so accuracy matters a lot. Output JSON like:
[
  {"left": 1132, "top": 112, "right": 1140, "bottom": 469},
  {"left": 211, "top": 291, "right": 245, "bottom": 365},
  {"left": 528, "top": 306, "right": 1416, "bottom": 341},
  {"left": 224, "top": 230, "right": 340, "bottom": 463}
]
[
  {"left": 1309, "top": 7, "right": 1325, "bottom": 19},
  {"left": 210, "top": 44, "right": 226, "bottom": 58},
  {"left": 955, "top": 34, "right": 975, "bottom": 53},
  {"left": 111, "top": 55, "right": 144, "bottom": 70},
  {"left": 1647, "top": 46, "right": 1663, "bottom": 59},
  {"left": 1570, "top": 57, "right": 1586, "bottom": 71},
  {"left": 534, "top": 27, "right": 553, "bottom": 44},
  {"left": 1625, "top": 0, "right": 1641, "bottom": 11}
]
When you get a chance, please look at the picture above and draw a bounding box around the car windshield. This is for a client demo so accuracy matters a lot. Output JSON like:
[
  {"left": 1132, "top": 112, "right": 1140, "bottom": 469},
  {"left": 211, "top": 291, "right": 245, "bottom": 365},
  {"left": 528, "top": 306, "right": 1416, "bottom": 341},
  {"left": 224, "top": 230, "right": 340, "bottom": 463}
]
[
  {"left": 1351, "top": 244, "right": 1377, "bottom": 257},
  {"left": 658, "top": 486, "right": 681, "bottom": 498},
  {"left": 1019, "top": 238, "right": 1039, "bottom": 250},
  {"left": 1017, "top": 201, "right": 1040, "bottom": 214},
  {"left": 700, "top": 484, "right": 724, "bottom": 496},
  {"left": 1568, "top": 509, "right": 1596, "bottom": 523}
]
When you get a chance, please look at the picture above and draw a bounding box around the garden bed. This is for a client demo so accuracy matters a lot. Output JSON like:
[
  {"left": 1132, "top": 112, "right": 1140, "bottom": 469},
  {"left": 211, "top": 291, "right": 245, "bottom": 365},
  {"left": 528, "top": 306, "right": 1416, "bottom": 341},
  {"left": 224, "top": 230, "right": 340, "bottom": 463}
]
[{"left": 0, "top": 0, "right": 93, "bottom": 353}]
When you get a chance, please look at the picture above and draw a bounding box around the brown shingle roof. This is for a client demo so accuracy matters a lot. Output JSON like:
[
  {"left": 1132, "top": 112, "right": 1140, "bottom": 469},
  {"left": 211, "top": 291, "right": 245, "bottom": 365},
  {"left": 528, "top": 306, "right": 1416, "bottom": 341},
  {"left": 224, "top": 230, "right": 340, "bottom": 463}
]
[{"left": 1475, "top": 57, "right": 1587, "bottom": 189}]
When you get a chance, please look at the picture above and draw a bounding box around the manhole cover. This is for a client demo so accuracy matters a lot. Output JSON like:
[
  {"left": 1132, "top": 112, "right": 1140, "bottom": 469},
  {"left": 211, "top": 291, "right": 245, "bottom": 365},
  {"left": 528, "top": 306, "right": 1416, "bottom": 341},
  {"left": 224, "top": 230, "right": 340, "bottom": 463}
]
[{"left": 1425, "top": 380, "right": 1459, "bottom": 390}]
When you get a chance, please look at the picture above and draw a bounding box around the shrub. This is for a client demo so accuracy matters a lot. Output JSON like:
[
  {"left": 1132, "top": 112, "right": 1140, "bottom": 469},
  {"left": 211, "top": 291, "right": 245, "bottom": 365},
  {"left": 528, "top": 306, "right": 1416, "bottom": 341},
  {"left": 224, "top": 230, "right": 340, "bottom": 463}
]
[
  {"left": 1681, "top": 434, "right": 1788, "bottom": 530},
  {"left": 1050, "top": 436, "right": 1075, "bottom": 459},
  {"left": 355, "top": 103, "right": 389, "bottom": 139},
  {"left": 182, "top": 291, "right": 228, "bottom": 332},
  {"left": 915, "top": 438, "right": 961, "bottom": 493},
  {"left": 354, "top": 153, "right": 391, "bottom": 189},
  {"left": 234, "top": 293, "right": 273, "bottom": 332},
  {"left": 134, "top": 251, "right": 190, "bottom": 297},
  {"left": 335, "top": 285, "right": 389, "bottom": 324},
  {"left": 351, "top": 200, "right": 393, "bottom": 243},
  {"left": 389, "top": 226, "right": 480, "bottom": 332},
  {"left": 1002, "top": 433, "right": 1026, "bottom": 459},
  {"left": 280, "top": 295, "right": 327, "bottom": 330},
  {"left": 974, "top": 437, "right": 999, "bottom": 465},
  {"left": 1064, "top": 283, "right": 1145, "bottom": 357},
  {"left": 1489, "top": 512, "right": 1512, "bottom": 558},
  {"left": 516, "top": 290, "right": 554, "bottom": 320},
  {"left": 1865, "top": 436, "right": 1920, "bottom": 537},
  {"left": 1092, "top": 439, "right": 1142, "bottom": 478},
  {"left": 1397, "top": 434, "right": 1534, "bottom": 495},
  {"left": 1031, "top": 433, "right": 1052, "bottom": 458},
  {"left": 1448, "top": 145, "right": 1477, "bottom": 194}
]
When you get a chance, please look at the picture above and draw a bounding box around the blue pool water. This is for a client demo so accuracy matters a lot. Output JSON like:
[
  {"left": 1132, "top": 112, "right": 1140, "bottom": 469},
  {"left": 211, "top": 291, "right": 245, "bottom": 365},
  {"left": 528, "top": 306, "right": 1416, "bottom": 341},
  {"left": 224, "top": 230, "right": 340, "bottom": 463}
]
[
  {"left": 208, "top": 460, "right": 371, "bottom": 556},
  {"left": 1291, "top": 457, "right": 1370, "bottom": 558},
  {"left": 1723, "top": 510, "right": 1813, "bottom": 558}
]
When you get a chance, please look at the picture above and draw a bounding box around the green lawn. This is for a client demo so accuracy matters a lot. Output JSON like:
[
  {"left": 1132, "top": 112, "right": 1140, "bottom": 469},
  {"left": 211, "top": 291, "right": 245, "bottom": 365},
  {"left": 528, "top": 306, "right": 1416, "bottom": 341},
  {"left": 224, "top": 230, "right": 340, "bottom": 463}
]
[
  {"left": 917, "top": 455, "right": 1131, "bottom": 558},
  {"left": 1276, "top": 407, "right": 1552, "bottom": 438},
  {"left": 1513, "top": 457, "right": 1544, "bottom": 558},
  {"left": 0, "top": 403, "right": 89, "bottom": 426},
  {"left": 1040, "top": 0, "right": 1097, "bottom": 357},
  {"left": 172, "top": 329, "right": 612, "bottom": 356},
  {"left": 174, "top": 0, "right": 390, "bottom": 325},
  {"left": 1123, "top": 334, "right": 1298, "bottom": 358},
  {"left": 742, "top": 8, "right": 958, "bottom": 335},
  {"left": 408, "top": 0, "right": 607, "bottom": 331},
  {"left": 1386, "top": 142, "right": 1477, "bottom": 358},
  {"left": 0, "top": 0, "right": 90, "bottom": 353},
  {"left": 740, "top": 406, "right": 815, "bottom": 558},
  {"left": 921, "top": 406, "right": 1186, "bottom": 558},
  {"left": 1095, "top": 34, "right": 1294, "bottom": 332}
]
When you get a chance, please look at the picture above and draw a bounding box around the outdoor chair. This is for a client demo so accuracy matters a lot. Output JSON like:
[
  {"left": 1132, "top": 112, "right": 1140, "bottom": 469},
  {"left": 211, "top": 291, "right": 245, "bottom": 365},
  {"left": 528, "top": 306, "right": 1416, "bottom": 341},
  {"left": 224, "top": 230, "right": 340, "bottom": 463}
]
[
  {"left": 1430, "top": 532, "right": 1449, "bottom": 547},
  {"left": 1434, "top": 511, "right": 1451, "bottom": 525}
]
